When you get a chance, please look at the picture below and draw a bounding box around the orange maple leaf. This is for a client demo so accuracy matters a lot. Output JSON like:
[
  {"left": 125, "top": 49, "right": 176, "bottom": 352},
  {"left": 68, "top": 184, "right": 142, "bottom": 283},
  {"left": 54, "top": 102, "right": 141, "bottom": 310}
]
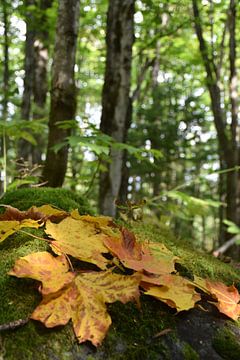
[
  {"left": 8, "top": 252, "right": 75, "bottom": 295},
  {"left": 9, "top": 252, "right": 141, "bottom": 346},
  {"left": 104, "top": 228, "right": 177, "bottom": 274},
  {"left": 206, "top": 280, "right": 240, "bottom": 320}
]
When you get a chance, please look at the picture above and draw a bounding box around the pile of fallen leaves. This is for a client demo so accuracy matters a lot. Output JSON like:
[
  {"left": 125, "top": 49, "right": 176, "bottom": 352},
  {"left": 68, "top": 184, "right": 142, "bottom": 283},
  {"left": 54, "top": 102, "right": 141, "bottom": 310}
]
[{"left": 0, "top": 204, "right": 240, "bottom": 346}]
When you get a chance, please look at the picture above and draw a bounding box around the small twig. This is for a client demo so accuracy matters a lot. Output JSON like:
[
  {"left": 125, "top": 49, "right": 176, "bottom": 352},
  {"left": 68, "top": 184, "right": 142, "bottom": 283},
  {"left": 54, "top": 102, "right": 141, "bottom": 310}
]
[
  {"left": 18, "top": 229, "right": 50, "bottom": 242},
  {"left": 83, "top": 159, "right": 101, "bottom": 196},
  {"left": 0, "top": 318, "right": 29, "bottom": 332}
]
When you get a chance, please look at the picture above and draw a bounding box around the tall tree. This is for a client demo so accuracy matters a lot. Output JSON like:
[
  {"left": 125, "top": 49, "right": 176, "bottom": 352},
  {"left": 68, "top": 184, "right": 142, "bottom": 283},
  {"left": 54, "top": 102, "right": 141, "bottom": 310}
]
[
  {"left": 99, "top": 0, "right": 135, "bottom": 216},
  {"left": 192, "top": 0, "right": 238, "bottom": 243},
  {"left": 31, "top": 0, "right": 53, "bottom": 164},
  {"left": 1, "top": 0, "right": 10, "bottom": 192},
  {"left": 18, "top": 0, "right": 36, "bottom": 163},
  {"left": 42, "top": 0, "right": 80, "bottom": 187},
  {"left": 18, "top": 0, "right": 52, "bottom": 165}
]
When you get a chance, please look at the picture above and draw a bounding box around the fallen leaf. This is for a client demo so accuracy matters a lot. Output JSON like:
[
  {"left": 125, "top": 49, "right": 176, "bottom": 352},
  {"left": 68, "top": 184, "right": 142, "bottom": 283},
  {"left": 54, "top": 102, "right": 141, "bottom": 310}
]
[
  {"left": 32, "top": 205, "right": 68, "bottom": 222},
  {"left": 141, "top": 274, "right": 201, "bottom": 311},
  {"left": 14, "top": 258, "right": 140, "bottom": 346},
  {"left": 71, "top": 211, "right": 119, "bottom": 237},
  {"left": 205, "top": 280, "right": 240, "bottom": 320},
  {"left": 0, "top": 204, "right": 67, "bottom": 223},
  {"left": 0, "top": 219, "right": 41, "bottom": 243},
  {"left": 104, "top": 228, "right": 177, "bottom": 275},
  {"left": 9, "top": 252, "right": 75, "bottom": 295},
  {"left": 45, "top": 217, "right": 111, "bottom": 269}
]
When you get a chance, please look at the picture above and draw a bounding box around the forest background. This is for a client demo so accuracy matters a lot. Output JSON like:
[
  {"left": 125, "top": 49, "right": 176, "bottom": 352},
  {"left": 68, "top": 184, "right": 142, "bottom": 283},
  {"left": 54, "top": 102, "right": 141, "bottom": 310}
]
[{"left": 0, "top": 0, "right": 239, "bottom": 254}]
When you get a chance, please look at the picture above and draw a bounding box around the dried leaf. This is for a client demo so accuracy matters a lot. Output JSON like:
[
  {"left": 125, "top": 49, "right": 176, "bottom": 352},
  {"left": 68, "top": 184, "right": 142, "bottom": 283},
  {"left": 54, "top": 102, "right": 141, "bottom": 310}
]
[
  {"left": 0, "top": 219, "right": 41, "bottom": 243},
  {"left": 71, "top": 211, "right": 119, "bottom": 237},
  {"left": 141, "top": 274, "right": 201, "bottom": 311},
  {"left": 45, "top": 217, "right": 110, "bottom": 269},
  {"left": 205, "top": 280, "right": 240, "bottom": 320},
  {"left": 104, "top": 228, "right": 177, "bottom": 274},
  {"left": 32, "top": 205, "right": 68, "bottom": 222},
  {"left": 8, "top": 249, "right": 140, "bottom": 346},
  {"left": 0, "top": 204, "right": 67, "bottom": 223},
  {"left": 8, "top": 252, "right": 75, "bottom": 295}
]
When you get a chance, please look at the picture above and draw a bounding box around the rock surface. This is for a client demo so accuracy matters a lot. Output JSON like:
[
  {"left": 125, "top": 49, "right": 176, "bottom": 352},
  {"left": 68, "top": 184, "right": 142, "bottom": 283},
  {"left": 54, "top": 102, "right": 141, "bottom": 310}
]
[{"left": 0, "top": 188, "right": 240, "bottom": 360}]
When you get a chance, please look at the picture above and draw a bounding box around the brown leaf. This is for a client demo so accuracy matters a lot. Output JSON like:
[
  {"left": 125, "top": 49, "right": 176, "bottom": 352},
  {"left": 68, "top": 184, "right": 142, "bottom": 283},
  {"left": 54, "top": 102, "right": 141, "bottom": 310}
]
[
  {"left": 0, "top": 204, "right": 68, "bottom": 223},
  {"left": 104, "top": 230, "right": 177, "bottom": 275},
  {"left": 205, "top": 280, "right": 240, "bottom": 320}
]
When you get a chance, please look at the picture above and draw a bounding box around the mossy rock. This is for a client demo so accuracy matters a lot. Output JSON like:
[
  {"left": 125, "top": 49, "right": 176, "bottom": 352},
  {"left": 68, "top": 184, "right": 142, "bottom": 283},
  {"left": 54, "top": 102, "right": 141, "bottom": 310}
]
[
  {"left": 0, "top": 188, "right": 240, "bottom": 360},
  {"left": 0, "top": 187, "right": 93, "bottom": 215}
]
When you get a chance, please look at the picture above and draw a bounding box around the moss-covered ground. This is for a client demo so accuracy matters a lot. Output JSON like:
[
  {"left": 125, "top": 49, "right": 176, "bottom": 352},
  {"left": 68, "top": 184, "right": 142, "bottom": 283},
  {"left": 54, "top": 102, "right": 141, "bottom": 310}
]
[{"left": 0, "top": 188, "right": 239, "bottom": 359}]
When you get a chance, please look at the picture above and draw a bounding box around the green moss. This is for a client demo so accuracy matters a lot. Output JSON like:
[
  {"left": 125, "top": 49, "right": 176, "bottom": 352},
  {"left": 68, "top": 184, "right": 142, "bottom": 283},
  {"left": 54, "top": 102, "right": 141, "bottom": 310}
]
[
  {"left": 1, "top": 189, "right": 240, "bottom": 359},
  {"left": 212, "top": 326, "right": 240, "bottom": 360},
  {"left": 0, "top": 187, "right": 93, "bottom": 214},
  {"left": 183, "top": 343, "right": 200, "bottom": 360},
  {"left": 131, "top": 222, "right": 240, "bottom": 284}
]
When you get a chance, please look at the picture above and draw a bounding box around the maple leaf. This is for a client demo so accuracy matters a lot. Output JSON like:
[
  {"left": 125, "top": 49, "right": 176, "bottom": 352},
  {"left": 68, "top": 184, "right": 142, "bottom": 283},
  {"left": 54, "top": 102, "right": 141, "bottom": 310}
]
[
  {"left": 190, "top": 276, "right": 240, "bottom": 320},
  {"left": 206, "top": 280, "right": 240, "bottom": 320},
  {"left": 9, "top": 251, "right": 141, "bottom": 346},
  {"left": 31, "top": 271, "right": 141, "bottom": 346},
  {"left": 45, "top": 217, "right": 111, "bottom": 269},
  {"left": 0, "top": 219, "right": 41, "bottom": 243},
  {"left": 32, "top": 205, "right": 68, "bottom": 222},
  {"left": 141, "top": 274, "right": 201, "bottom": 311},
  {"left": 0, "top": 204, "right": 67, "bottom": 223},
  {"left": 71, "top": 211, "right": 119, "bottom": 237},
  {"left": 8, "top": 252, "right": 75, "bottom": 295},
  {"left": 104, "top": 228, "right": 177, "bottom": 274}
]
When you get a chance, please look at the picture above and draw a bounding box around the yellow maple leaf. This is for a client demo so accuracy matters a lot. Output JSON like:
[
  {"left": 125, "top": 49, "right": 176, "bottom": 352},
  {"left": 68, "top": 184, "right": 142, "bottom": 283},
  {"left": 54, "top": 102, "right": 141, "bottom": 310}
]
[
  {"left": 45, "top": 217, "right": 111, "bottom": 269},
  {"left": 142, "top": 274, "right": 201, "bottom": 311},
  {"left": 0, "top": 219, "right": 41, "bottom": 243},
  {"left": 8, "top": 250, "right": 141, "bottom": 346},
  {"left": 31, "top": 271, "right": 140, "bottom": 346},
  {"left": 32, "top": 205, "right": 68, "bottom": 220},
  {"left": 9, "top": 251, "right": 75, "bottom": 295},
  {"left": 104, "top": 228, "right": 177, "bottom": 275}
]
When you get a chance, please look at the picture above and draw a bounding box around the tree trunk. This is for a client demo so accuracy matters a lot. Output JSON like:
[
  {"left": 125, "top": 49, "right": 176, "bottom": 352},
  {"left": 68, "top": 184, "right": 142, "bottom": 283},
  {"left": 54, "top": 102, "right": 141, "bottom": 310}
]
[
  {"left": 18, "top": 0, "right": 36, "bottom": 163},
  {"left": 192, "top": 0, "right": 239, "bottom": 243},
  {"left": 42, "top": 0, "right": 80, "bottom": 187},
  {"left": 1, "top": 0, "right": 10, "bottom": 193},
  {"left": 31, "top": 0, "right": 53, "bottom": 165},
  {"left": 99, "top": 0, "right": 135, "bottom": 216}
]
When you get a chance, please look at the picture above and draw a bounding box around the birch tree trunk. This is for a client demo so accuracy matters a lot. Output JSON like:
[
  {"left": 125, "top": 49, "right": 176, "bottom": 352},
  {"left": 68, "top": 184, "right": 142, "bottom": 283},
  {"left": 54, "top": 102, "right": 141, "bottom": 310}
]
[
  {"left": 99, "top": 0, "right": 135, "bottom": 216},
  {"left": 42, "top": 0, "right": 80, "bottom": 187}
]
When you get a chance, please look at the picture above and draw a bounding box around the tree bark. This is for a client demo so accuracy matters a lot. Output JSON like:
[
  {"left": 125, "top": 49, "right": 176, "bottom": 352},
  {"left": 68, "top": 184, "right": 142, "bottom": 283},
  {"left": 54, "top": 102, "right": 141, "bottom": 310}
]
[
  {"left": 99, "top": 0, "right": 135, "bottom": 216},
  {"left": 18, "top": 0, "right": 36, "bottom": 163},
  {"left": 31, "top": 0, "right": 53, "bottom": 165},
  {"left": 1, "top": 0, "right": 10, "bottom": 193},
  {"left": 42, "top": 0, "right": 80, "bottom": 187},
  {"left": 192, "top": 0, "right": 239, "bottom": 242}
]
